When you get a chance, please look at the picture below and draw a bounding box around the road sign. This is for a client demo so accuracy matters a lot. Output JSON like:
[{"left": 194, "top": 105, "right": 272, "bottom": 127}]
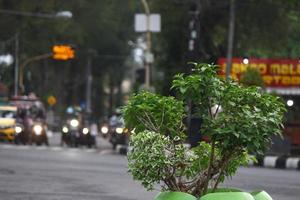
[
  {"left": 47, "top": 95, "right": 57, "bottom": 106},
  {"left": 144, "top": 52, "right": 154, "bottom": 63},
  {"left": 134, "top": 14, "right": 161, "bottom": 32}
]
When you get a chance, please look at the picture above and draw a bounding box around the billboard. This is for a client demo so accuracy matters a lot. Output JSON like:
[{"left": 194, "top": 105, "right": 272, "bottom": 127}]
[{"left": 218, "top": 58, "right": 300, "bottom": 95}]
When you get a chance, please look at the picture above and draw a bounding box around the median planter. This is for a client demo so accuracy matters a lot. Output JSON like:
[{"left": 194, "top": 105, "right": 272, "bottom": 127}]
[
  {"left": 154, "top": 191, "right": 197, "bottom": 200},
  {"left": 123, "top": 63, "right": 285, "bottom": 200},
  {"left": 153, "top": 189, "right": 273, "bottom": 200},
  {"left": 251, "top": 191, "right": 273, "bottom": 200},
  {"left": 200, "top": 192, "right": 254, "bottom": 200}
]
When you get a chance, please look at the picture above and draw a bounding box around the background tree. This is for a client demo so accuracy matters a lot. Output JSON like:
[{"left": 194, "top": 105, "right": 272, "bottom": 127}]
[
  {"left": 0, "top": 0, "right": 135, "bottom": 119},
  {"left": 1, "top": 0, "right": 300, "bottom": 120},
  {"left": 150, "top": 0, "right": 300, "bottom": 95},
  {"left": 239, "top": 67, "right": 265, "bottom": 88}
]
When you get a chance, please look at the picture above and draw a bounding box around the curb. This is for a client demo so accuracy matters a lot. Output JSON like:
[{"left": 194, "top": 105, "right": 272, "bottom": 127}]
[
  {"left": 115, "top": 146, "right": 300, "bottom": 171},
  {"left": 249, "top": 155, "right": 300, "bottom": 170}
]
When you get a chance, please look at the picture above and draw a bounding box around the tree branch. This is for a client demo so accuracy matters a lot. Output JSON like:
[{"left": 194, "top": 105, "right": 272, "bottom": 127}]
[
  {"left": 212, "top": 154, "right": 231, "bottom": 191},
  {"left": 203, "top": 140, "right": 215, "bottom": 195}
]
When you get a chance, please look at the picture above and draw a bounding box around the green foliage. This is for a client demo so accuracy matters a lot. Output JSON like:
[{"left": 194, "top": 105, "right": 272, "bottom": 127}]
[
  {"left": 151, "top": 0, "right": 300, "bottom": 94},
  {"left": 123, "top": 91, "right": 186, "bottom": 140},
  {"left": 0, "top": 0, "right": 134, "bottom": 117},
  {"left": 208, "top": 84, "right": 286, "bottom": 155},
  {"left": 124, "top": 63, "right": 285, "bottom": 198},
  {"left": 172, "top": 63, "right": 224, "bottom": 117},
  {"left": 240, "top": 68, "right": 265, "bottom": 88},
  {"left": 128, "top": 130, "right": 172, "bottom": 190}
]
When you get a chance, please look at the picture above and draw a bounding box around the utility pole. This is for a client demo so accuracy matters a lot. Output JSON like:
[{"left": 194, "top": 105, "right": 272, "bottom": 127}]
[
  {"left": 14, "top": 33, "right": 19, "bottom": 96},
  {"left": 187, "top": 2, "right": 200, "bottom": 61},
  {"left": 1, "top": 9, "right": 73, "bottom": 96},
  {"left": 225, "top": 0, "right": 236, "bottom": 79},
  {"left": 187, "top": 1, "right": 202, "bottom": 148},
  {"left": 141, "top": 0, "right": 152, "bottom": 90},
  {"left": 19, "top": 53, "right": 52, "bottom": 93},
  {"left": 86, "top": 51, "right": 93, "bottom": 115}
]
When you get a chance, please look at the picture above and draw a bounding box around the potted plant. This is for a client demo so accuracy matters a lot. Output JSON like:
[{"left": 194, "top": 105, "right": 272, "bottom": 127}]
[{"left": 123, "top": 63, "right": 285, "bottom": 200}]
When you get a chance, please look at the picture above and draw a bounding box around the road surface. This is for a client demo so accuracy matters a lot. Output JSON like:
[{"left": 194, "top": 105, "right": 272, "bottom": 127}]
[{"left": 0, "top": 135, "right": 299, "bottom": 200}]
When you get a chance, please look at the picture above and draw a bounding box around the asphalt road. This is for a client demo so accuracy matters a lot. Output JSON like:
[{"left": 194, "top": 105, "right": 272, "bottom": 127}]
[{"left": 0, "top": 134, "right": 299, "bottom": 200}]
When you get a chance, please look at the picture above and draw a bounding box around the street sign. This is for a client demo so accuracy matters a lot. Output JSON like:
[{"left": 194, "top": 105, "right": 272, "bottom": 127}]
[
  {"left": 47, "top": 95, "right": 57, "bottom": 106},
  {"left": 134, "top": 14, "right": 161, "bottom": 32},
  {"left": 144, "top": 52, "right": 154, "bottom": 63}
]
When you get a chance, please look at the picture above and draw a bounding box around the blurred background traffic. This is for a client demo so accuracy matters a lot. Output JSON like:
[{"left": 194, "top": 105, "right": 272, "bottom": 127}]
[{"left": 0, "top": 0, "right": 300, "bottom": 154}]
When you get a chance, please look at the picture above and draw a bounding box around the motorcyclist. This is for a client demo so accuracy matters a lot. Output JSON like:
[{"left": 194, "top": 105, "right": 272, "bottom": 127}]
[
  {"left": 13, "top": 97, "right": 48, "bottom": 146},
  {"left": 108, "top": 109, "right": 127, "bottom": 149},
  {"left": 60, "top": 108, "right": 82, "bottom": 147},
  {"left": 89, "top": 122, "right": 98, "bottom": 147}
]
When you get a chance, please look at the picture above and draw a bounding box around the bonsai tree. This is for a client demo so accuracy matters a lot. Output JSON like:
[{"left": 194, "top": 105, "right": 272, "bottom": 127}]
[{"left": 123, "top": 63, "right": 285, "bottom": 199}]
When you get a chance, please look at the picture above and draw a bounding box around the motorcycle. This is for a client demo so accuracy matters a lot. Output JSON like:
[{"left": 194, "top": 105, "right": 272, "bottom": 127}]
[
  {"left": 104, "top": 116, "right": 129, "bottom": 149},
  {"left": 12, "top": 96, "right": 48, "bottom": 146},
  {"left": 61, "top": 118, "right": 80, "bottom": 147},
  {"left": 61, "top": 117, "right": 96, "bottom": 148},
  {"left": 31, "top": 121, "right": 48, "bottom": 146}
]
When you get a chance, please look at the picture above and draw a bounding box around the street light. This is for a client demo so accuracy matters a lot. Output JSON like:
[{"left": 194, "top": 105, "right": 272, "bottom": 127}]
[
  {"left": 243, "top": 58, "right": 249, "bottom": 65},
  {"left": 55, "top": 11, "right": 73, "bottom": 19},
  {"left": 0, "top": 9, "right": 73, "bottom": 96},
  {"left": 134, "top": 0, "right": 160, "bottom": 91},
  {"left": 0, "top": 54, "right": 13, "bottom": 66},
  {"left": 287, "top": 99, "right": 294, "bottom": 107},
  {"left": 0, "top": 9, "right": 72, "bottom": 19}
]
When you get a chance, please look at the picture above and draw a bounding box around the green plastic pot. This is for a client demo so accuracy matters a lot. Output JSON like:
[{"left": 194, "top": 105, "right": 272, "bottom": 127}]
[
  {"left": 251, "top": 191, "right": 272, "bottom": 200},
  {"left": 200, "top": 192, "right": 255, "bottom": 200},
  {"left": 154, "top": 190, "right": 273, "bottom": 200},
  {"left": 154, "top": 191, "right": 197, "bottom": 200},
  {"left": 200, "top": 190, "right": 273, "bottom": 200}
]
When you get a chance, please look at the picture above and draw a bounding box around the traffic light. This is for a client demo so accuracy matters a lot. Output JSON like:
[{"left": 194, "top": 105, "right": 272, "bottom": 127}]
[{"left": 52, "top": 45, "right": 75, "bottom": 60}]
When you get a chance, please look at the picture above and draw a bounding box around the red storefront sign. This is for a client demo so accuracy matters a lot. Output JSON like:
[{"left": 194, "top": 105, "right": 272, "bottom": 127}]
[{"left": 218, "top": 58, "right": 300, "bottom": 94}]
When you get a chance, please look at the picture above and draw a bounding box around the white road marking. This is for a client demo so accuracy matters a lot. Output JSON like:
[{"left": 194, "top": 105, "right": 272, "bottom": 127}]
[
  {"left": 99, "top": 149, "right": 114, "bottom": 155},
  {"left": 84, "top": 149, "right": 97, "bottom": 153},
  {"left": 0, "top": 144, "right": 14, "bottom": 149},
  {"left": 0, "top": 144, "right": 114, "bottom": 156},
  {"left": 50, "top": 146, "right": 63, "bottom": 151}
]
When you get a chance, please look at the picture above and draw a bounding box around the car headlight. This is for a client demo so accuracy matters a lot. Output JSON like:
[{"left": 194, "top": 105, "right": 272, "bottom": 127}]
[
  {"left": 62, "top": 126, "right": 69, "bottom": 133},
  {"left": 101, "top": 126, "right": 109, "bottom": 134},
  {"left": 15, "top": 126, "right": 23, "bottom": 134},
  {"left": 33, "top": 125, "right": 43, "bottom": 135},
  {"left": 116, "top": 127, "right": 123, "bottom": 134},
  {"left": 82, "top": 127, "right": 89, "bottom": 135},
  {"left": 70, "top": 119, "right": 79, "bottom": 128}
]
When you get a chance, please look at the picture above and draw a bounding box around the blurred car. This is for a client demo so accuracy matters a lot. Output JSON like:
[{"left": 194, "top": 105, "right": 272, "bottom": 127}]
[
  {"left": 0, "top": 105, "right": 17, "bottom": 142},
  {"left": 11, "top": 95, "right": 48, "bottom": 146}
]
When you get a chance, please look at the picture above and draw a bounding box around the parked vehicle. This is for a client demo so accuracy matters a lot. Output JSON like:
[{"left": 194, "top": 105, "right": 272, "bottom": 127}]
[
  {"left": 11, "top": 95, "right": 48, "bottom": 146},
  {"left": 0, "top": 105, "right": 17, "bottom": 142}
]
